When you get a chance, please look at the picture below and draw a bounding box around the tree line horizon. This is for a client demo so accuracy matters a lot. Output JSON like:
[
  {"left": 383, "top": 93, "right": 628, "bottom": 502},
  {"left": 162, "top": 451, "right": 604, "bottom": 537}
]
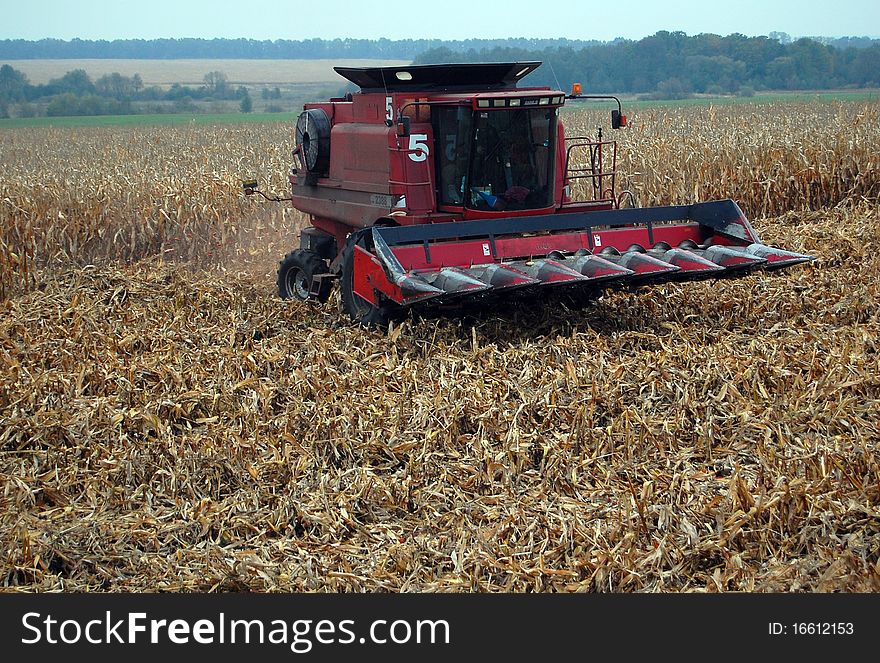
[
  {"left": 2, "top": 32, "right": 879, "bottom": 118},
  {"left": 2, "top": 32, "right": 879, "bottom": 94},
  {"left": 1, "top": 32, "right": 878, "bottom": 60}
]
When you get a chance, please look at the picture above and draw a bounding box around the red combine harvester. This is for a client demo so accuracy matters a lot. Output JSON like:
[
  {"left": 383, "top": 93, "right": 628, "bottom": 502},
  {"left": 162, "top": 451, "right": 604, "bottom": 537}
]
[{"left": 248, "top": 61, "right": 813, "bottom": 326}]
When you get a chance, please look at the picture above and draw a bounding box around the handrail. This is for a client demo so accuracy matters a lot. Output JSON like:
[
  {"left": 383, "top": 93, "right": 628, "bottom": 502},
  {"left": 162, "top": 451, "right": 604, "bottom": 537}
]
[{"left": 563, "top": 137, "right": 618, "bottom": 205}]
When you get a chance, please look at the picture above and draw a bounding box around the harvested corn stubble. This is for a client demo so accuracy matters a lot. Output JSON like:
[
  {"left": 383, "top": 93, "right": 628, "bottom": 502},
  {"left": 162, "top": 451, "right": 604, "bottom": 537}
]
[{"left": 1, "top": 103, "right": 879, "bottom": 592}]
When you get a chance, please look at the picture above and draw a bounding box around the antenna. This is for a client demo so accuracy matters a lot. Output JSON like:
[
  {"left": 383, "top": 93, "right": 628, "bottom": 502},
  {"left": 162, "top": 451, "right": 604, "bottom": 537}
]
[
  {"left": 547, "top": 60, "right": 563, "bottom": 94},
  {"left": 380, "top": 68, "right": 392, "bottom": 126}
]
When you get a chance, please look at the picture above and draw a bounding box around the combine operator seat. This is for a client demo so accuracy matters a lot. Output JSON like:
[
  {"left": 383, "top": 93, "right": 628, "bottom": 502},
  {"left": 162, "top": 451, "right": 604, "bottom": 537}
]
[{"left": 459, "top": 106, "right": 554, "bottom": 212}]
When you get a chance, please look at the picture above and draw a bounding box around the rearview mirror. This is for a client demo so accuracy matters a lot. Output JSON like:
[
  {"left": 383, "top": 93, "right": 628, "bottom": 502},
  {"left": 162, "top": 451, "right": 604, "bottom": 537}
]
[
  {"left": 397, "top": 116, "right": 411, "bottom": 137},
  {"left": 611, "top": 110, "right": 627, "bottom": 129}
]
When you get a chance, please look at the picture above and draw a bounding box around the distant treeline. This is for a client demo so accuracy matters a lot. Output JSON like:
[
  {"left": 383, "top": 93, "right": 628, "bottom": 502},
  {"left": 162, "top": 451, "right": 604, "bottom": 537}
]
[
  {"left": 0, "top": 37, "right": 607, "bottom": 60},
  {"left": 1, "top": 34, "right": 878, "bottom": 61},
  {"left": 415, "top": 32, "right": 880, "bottom": 95},
  {"left": 0, "top": 66, "right": 255, "bottom": 117},
  {"left": 3, "top": 33, "right": 880, "bottom": 119}
]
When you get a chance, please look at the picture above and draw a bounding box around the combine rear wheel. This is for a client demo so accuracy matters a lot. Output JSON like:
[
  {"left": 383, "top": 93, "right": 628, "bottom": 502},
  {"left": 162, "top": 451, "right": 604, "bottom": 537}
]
[
  {"left": 340, "top": 233, "right": 401, "bottom": 328},
  {"left": 277, "top": 250, "right": 332, "bottom": 303}
]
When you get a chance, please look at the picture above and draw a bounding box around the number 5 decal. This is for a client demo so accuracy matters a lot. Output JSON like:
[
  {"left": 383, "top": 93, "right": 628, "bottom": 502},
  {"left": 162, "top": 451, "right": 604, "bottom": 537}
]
[
  {"left": 408, "top": 134, "right": 430, "bottom": 162},
  {"left": 385, "top": 96, "right": 393, "bottom": 123}
]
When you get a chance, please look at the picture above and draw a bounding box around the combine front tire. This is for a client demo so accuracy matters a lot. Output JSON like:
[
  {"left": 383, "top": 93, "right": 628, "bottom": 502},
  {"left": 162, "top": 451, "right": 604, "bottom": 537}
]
[
  {"left": 277, "top": 250, "right": 332, "bottom": 303},
  {"left": 340, "top": 234, "right": 401, "bottom": 328}
]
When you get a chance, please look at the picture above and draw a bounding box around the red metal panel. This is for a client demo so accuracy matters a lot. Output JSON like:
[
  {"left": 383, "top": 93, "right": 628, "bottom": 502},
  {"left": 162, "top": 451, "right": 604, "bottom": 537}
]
[
  {"left": 461, "top": 206, "right": 558, "bottom": 221},
  {"left": 291, "top": 191, "right": 393, "bottom": 231},
  {"left": 496, "top": 234, "right": 589, "bottom": 258},
  {"left": 393, "top": 241, "right": 496, "bottom": 271},
  {"left": 388, "top": 223, "right": 708, "bottom": 271},
  {"left": 329, "top": 124, "right": 392, "bottom": 186},
  {"left": 351, "top": 94, "right": 386, "bottom": 123},
  {"left": 393, "top": 123, "right": 436, "bottom": 213},
  {"left": 591, "top": 224, "right": 707, "bottom": 252},
  {"left": 353, "top": 245, "right": 402, "bottom": 305}
]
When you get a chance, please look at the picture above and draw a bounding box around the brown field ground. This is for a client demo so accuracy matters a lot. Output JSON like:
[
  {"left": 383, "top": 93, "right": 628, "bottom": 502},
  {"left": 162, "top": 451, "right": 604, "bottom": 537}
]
[{"left": 1, "top": 101, "right": 878, "bottom": 591}]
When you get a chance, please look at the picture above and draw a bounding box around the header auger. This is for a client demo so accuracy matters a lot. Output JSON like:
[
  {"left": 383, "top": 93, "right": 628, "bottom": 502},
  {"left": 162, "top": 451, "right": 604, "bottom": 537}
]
[{"left": 249, "top": 61, "right": 814, "bottom": 326}]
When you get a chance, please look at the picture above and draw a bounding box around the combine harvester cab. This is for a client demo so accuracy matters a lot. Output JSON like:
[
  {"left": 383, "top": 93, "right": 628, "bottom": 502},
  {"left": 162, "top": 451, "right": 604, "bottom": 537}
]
[{"left": 267, "top": 61, "right": 814, "bottom": 326}]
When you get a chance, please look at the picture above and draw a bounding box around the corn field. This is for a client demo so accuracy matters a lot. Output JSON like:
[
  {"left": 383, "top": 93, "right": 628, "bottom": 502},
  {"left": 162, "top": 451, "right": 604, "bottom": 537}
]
[{"left": 1, "top": 101, "right": 878, "bottom": 592}]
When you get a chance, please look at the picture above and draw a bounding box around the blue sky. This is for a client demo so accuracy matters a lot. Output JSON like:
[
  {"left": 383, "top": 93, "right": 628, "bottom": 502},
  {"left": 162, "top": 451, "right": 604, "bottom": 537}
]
[{"left": 1, "top": 0, "right": 877, "bottom": 41}]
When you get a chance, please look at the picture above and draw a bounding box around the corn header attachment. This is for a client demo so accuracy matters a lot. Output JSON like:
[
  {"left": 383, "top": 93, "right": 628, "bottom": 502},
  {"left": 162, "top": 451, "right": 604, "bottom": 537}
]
[{"left": 348, "top": 199, "right": 812, "bottom": 321}]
